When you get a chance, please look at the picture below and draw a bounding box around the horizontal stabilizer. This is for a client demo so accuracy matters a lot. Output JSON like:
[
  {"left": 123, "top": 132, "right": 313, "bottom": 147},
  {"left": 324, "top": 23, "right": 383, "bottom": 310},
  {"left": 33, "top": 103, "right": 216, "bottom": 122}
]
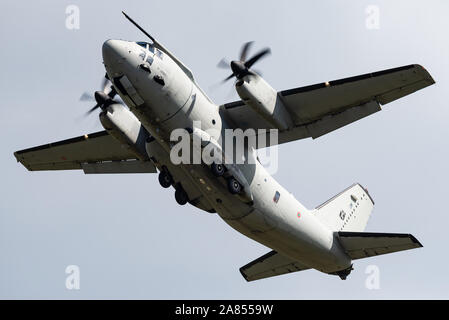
[
  {"left": 240, "top": 250, "right": 309, "bottom": 282},
  {"left": 338, "top": 231, "right": 423, "bottom": 260}
]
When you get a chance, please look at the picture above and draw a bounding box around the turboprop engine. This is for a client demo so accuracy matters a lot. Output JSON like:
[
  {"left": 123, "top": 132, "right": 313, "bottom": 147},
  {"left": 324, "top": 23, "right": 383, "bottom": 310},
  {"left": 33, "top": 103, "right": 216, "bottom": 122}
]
[
  {"left": 99, "top": 103, "right": 149, "bottom": 161},
  {"left": 81, "top": 75, "right": 150, "bottom": 161},
  {"left": 235, "top": 75, "right": 293, "bottom": 130},
  {"left": 218, "top": 42, "right": 293, "bottom": 131}
]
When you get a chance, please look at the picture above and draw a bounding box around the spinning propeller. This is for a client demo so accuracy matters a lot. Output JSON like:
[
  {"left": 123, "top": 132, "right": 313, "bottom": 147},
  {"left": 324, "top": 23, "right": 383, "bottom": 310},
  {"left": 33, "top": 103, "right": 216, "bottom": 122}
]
[
  {"left": 80, "top": 74, "right": 118, "bottom": 116},
  {"left": 218, "top": 42, "right": 271, "bottom": 82}
]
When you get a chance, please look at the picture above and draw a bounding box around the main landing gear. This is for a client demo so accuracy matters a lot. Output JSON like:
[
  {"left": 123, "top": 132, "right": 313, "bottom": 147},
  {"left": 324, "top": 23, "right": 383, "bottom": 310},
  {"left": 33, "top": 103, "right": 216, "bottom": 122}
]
[
  {"left": 158, "top": 167, "right": 189, "bottom": 206},
  {"left": 159, "top": 163, "right": 242, "bottom": 206},
  {"left": 211, "top": 162, "right": 225, "bottom": 177},
  {"left": 158, "top": 169, "right": 173, "bottom": 188},
  {"left": 227, "top": 177, "right": 242, "bottom": 194},
  {"left": 210, "top": 162, "right": 243, "bottom": 195},
  {"left": 175, "top": 184, "right": 189, "bottom": 205}
]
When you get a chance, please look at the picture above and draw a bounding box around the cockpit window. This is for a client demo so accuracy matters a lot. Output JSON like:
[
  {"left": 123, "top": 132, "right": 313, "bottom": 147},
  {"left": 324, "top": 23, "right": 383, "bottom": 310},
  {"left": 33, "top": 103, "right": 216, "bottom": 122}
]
[
  {"left": 136, "top": 41, "right": 155, "bottom": 53},
  {"left": 136, "top": 41, "right": 148, "bottom": 49},
  {"left": 155, "top": 48, "right": 163, "bottom": 59}
]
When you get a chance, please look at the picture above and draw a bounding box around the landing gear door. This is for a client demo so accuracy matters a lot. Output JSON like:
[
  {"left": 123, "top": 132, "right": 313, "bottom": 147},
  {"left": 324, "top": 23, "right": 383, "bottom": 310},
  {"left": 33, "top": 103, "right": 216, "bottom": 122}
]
[{"left": 118, "top": 75, "right": 145, "bottom": 106}]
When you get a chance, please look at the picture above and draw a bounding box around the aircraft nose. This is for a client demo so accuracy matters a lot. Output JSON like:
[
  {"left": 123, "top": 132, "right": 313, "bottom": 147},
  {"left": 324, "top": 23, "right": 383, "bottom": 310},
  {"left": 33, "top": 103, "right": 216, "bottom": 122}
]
[{"left": 102, "top": 39, "right": 127, "bottom": 66}]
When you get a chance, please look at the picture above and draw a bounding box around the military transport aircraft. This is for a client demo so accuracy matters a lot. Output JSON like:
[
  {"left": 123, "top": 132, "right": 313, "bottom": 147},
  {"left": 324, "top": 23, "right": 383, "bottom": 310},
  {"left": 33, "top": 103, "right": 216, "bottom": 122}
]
[{"left": 14, "top": 12, "right": 435, "bottom": 281}]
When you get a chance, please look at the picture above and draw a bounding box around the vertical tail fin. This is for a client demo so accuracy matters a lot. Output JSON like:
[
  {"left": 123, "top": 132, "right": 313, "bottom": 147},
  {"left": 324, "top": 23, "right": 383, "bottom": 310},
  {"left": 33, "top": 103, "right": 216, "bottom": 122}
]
[{"left": 313, "top": 183, "right": 374, "bottom": 232}]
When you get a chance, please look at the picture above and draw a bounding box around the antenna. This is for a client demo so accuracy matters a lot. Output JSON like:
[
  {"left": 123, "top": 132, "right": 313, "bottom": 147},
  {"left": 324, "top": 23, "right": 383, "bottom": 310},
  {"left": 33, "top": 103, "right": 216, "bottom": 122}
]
[{"left": 122, "top": 11, "right": 156, "bottom": 44}]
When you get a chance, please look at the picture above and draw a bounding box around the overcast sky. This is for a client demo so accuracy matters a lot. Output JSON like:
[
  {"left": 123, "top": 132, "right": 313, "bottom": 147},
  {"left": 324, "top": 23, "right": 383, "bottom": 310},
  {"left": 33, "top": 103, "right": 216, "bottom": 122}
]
[{"left": 1, "top": 0, "right": 448, "bottom": 299}]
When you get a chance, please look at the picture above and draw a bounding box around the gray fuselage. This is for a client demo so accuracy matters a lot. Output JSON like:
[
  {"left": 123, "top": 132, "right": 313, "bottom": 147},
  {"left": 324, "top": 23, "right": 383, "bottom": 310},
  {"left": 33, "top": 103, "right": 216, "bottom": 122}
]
[{"left": 102, "top": 39, "right": 351, "bottom": 275}]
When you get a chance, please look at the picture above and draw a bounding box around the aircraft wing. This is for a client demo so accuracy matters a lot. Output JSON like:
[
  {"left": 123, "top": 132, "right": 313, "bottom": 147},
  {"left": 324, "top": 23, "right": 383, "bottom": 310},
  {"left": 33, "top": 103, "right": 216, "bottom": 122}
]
[
  {"left": 239, "top": 250, "right": 310, "bottom": 282},
  {"left": 220, "top": 64, "right": 435, "bottom": 144},
  {"left": 14, "top": 130, "right": 156, "bottom": 174}
]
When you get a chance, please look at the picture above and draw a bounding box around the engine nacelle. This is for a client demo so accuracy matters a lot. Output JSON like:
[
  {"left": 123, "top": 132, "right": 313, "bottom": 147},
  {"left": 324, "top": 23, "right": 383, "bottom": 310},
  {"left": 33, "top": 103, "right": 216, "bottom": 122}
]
[
  {"left": 99, "top": 103, "right": 149, "bottom": 160},
  {"left": 235, "top": 75, "right": 293, "bottom": 130}
]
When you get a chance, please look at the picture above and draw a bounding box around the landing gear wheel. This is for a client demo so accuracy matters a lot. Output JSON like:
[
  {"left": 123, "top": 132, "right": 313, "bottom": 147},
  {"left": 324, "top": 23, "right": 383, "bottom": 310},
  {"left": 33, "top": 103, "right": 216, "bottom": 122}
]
[
  {"left": 175, "top": 187, "right": 189, "bottom": 205},
  {"left": 158, "top": 170, "right": 173, "bottom": 188},
  {"left": 227, "top": 177, "right": 242, "bottom": 194},
  {"left": 211, "top": 163, "right": 225, "bottom": 177}
]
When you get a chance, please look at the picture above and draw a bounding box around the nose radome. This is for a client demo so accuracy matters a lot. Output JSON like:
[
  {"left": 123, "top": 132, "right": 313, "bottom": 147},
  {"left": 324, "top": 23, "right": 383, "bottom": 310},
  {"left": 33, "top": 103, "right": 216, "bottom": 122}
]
[{"left": 102, "top": 39, "right": 127, "bottom": 65}]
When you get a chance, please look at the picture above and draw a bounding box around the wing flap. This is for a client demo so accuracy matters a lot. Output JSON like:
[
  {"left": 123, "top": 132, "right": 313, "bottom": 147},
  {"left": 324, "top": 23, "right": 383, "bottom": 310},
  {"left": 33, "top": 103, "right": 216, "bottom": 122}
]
[
  {"left": 306, "top": 100, "right": 380, "bottom": 138},
  {"left": 338, "top": 231, "right": 423, "bottom": 260},
  {"left": 14, "top": 130, "right": 139, "bottom": 171},
  {"left": 81, "top": 160, "right": 156, "bottom": 174},
  {"left": 240, "top": 250, "right": 309, "bottom": 282}
]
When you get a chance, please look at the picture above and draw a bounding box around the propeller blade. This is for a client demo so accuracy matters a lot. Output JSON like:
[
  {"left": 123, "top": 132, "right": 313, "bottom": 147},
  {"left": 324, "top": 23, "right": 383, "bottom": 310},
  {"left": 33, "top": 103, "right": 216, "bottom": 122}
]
[
  {"left": 239, "top": 41, "right": 253, "bottom": 62},
  {"left": 217, "top": 58, "right": 230, "bottom": 69},
  {"left": 85, "top": 103, "right": 101, "bottom": 116},
  {"left": 215, "top": 42, "right": 270, "bottom": 88},
  {"left": 222, "top": 73, "right": 235, "bottom": 83},
  {"left": 82, "top": 73, "right": 117, "bottom": 117},
  {"left": 80, "top": 92, "right": 94, "bottom": 101},
  {"left": 244, "top": 48, "right": 271, "bottom": 69}
]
